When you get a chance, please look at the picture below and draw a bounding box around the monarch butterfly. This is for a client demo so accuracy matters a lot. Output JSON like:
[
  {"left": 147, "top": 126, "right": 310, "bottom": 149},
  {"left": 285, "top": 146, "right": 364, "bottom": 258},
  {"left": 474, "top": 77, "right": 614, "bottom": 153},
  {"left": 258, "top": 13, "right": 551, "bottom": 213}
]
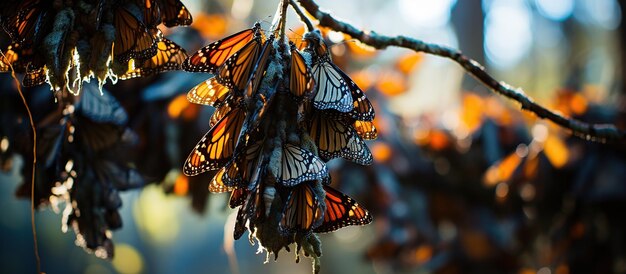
[
  {"left": 353, "top": 120, "right": 378, "bottom": 140},
  {"left": 216, "top": 36, "right": 262, "bottom": 92},
  {"left": 274, "top": 144, "right": 329, "bottom": 187},
  {"left": 221, "top": 133, "right": 266, "bottom": 188},
  {"left": 304, "top": 30, "right": 375, "bottom": 121},
  {"left": 113, "top": 4, "right": 158, "bottom": 63},
  {"left": 229, "top": 188, "right": 248, "bottom": 208},
  {"left": 343, "top": 70, "right": 375, "bottom": 121},
  {"left": 119, "top": 37, "right": 187, "bottom": 80},
  {"left": 183, "top": 105, "right": 246, "bottom": 176},
  {"left": 0, "top": 0, "right": 52, "bottom": 47},
  {"left": 238, "top": 34, "right": 276, "bottom": 135},
  {"left": 187, "top": 77, "right": 231, "bottom": 107},
  {"left": 308, "top": 111, "right": 373, "bottom": 165},
  {"left": 245, "top": 35, "right": 274, "bottom": 99},
  {"left": 184, "top": 23, "right": 261, "bottom": 73},
  {"left": 289, "top": 43, "right": 314, "bottom": 99},
  {"left": 314, "top": 185, "right": 372, "bottom": 233},
  {"left": 280, "top": 181, "right": 324, "bottom": 234},
  {"left": 302, "top": 31, "right": 352, "bottom": 113}
]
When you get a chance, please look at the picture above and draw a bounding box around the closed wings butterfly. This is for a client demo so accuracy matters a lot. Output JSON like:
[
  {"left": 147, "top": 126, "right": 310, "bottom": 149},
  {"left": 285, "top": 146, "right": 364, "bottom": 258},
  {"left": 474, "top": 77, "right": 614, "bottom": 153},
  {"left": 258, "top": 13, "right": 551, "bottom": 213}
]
[
  {"left": 113, "top": 4, "right": 158, "bottom": 63},
  {"left": 314, "top": 185, "right": 372, "bottom": 233},
  {"left": 183, "top": 106, "right": 245, "bottom": 176},
  {"left": 280, "top": 182, "right": 323, "bottom": 234},
  {"left": 119, "top": 37, "right": 187, "bottom": 80},
  {"left": 275, "top": 144, "right": 329, "bottom": 187},
  {"left": 308, "top": 111, "right": 373, "bottom": 165},
  {"left": 183, "top": 23, "right": 260, "bottom": 73},
  {"left": 216, "top": 36, "right": 262, "bottom": 92},
  {"left": 187, "top": 77, "right": 231, "bottom": 107},
  {"left": 289, "top": 43, "right": 314, "bottom": 98}
]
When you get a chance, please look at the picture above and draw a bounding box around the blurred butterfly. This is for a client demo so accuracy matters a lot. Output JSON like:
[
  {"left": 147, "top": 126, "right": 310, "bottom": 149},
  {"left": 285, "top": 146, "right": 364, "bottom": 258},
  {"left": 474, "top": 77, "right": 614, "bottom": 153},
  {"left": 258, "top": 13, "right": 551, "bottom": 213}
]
[
  {"left": 280, "top": 181, "right": 324, "bottom": 235},
  {"left": 274, "top": 144, "right": 329, "bottom": 187},
  {"left": 1, "top": 43, "right": 46, "bottom": 86},
  {"left": 0, "top": 0, "right": 53, "bottom": 47},
  {"left": 119, "top": 37, "right": 187, "bottom": 80},
  {"left": 113, "top": 3, "right": 158, "bottom": 63},
  {"left": 183, "top": 105, "right": 246, "bottom": 176},
  {"left": 314, "top": 185, "right": 372, "bottom": 233},
  {"left": 156, "top": 0, "right": 192, "bottom": 27},
  {"left": 183, "top": 23, "right": 261, "bottom": 73},
  {"left": 303, "top": 30, "right": 375, "bottom": 121},
  {"left": 308, "top": 111, "right": 373, "bottom": 165}
]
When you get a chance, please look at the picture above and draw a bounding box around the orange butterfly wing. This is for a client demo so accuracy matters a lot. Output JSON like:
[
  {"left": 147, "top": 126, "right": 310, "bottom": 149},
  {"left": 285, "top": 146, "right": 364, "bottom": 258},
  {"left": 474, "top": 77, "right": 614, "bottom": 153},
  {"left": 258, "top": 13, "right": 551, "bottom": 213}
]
[
  {"left": 280, "top": 182, "right": 323, "bottom": 234},
  {"left": 314, "top": 185, "right": 372, "bottom": 233},
  {"left": 184, "top": 26, "right": 258, "bottom": 73},
  {"left": 183, "top": 106, "right": 245, "bottom": 176}
]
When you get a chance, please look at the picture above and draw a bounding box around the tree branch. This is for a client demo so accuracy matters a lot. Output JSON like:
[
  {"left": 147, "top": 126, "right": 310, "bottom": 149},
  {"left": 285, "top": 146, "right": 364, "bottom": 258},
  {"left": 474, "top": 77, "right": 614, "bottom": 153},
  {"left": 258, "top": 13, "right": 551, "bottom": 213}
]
[
  {"left": 290, "top": 0, "right": 314, "bottom": 32},
  {"left": 296, "top": 0, "right": 626, "bottom": 142}
]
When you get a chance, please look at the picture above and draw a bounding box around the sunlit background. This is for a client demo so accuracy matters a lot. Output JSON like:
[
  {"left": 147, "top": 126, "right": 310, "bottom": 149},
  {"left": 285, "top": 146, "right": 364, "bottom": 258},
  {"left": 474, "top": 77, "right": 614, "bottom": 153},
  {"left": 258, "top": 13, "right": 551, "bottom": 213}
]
[{"left": 1, "top": 0, "right": 625, "bottom": 273}]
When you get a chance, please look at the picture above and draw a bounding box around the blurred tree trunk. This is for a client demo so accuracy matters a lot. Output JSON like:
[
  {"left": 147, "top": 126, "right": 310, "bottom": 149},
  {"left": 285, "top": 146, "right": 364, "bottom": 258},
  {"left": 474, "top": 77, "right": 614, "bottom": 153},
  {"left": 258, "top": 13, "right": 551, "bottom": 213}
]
[{"left": 451, "top": 0, "right": 485, "bottom": 91}]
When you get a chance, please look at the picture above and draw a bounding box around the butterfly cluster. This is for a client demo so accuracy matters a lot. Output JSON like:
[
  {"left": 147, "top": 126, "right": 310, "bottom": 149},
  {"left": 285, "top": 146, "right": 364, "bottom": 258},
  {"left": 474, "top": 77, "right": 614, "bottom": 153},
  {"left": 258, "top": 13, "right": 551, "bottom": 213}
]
[
  {"left": 182, "top": 23, "right": 376, "bottom": 269},
  {"left": 0, "top": 0, "right": 190, "bottom": 93},
  {"left": 4, "top": 83, "right": 143, "bottom": 259}
]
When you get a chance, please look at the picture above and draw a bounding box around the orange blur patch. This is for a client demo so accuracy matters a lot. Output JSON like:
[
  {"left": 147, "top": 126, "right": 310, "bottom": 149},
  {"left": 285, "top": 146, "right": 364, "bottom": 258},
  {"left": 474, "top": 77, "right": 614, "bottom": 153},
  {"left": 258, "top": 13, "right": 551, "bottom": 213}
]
[
  {"left": 376, "top": 71, "right": 408, "bottom": 96},
  {"left": 181, "top": 104, "right": 200, "bottom": 121},
  {"left": 174, "top": 175, "right": 189, "bottom": 196},
  {"left": 485, "top": 97, "right": 512, "bottom": 125},
  {"left": 167, "top": 94, "right": 191, "bottom": 118},
  {"left": 461, "top": 93, "right": 484, "bottom": 134},
  {"left": 396, "top": 53, "right": 423, "bottom": 75},
  {"left": 168, "top": 94, "right": 190, "bottom": 119},
  {"left": 346, "top": 39, "right": 377, "bottom": 59},
  {"left": 569, "top": 93, "right": 588, "bottom": 115},
  {"left": 192, "top": 13, "right": 228, "bottom": 39},
  {"left": 350, "top": 70, "right": 374, "bottom": 92},
  {"left": 429, "top": 130, "right": 450, "bottom": 151},
  {"left": 371, "top": 142, "right": 392, "bottom": 163},
  {"left": 556, "top": 264, "right": 570, "bottom": 274},
  {"left": 543, "top": 135, "right": 569, "bottom": 168},
  {"left": 484, "top": 152, "right": 522, "bottom": 186},
  {"left": 460, "top": 230, "right": 492, "bottom": 260},
  {"left": 519, "top": 268, "right": 536, "bottom": 274},
  {"left": 523, "top": 154, "right": 539, "bottom": 179},
  {"left": 413, "top": 245, "right": 433, "bottom": 264}
]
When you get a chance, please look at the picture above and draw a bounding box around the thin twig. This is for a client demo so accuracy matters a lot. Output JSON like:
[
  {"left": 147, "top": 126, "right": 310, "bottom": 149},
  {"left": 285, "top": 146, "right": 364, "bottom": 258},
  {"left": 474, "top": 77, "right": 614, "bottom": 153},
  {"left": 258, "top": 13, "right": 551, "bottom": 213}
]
[
  {"left": 1, "top": 51, "right": 42, "bottom": 273},
  {"left": 290, "top": 0, "right": 314, "bottom": 32},
  {"left": 295, "top": 0, "right": 626, "bottom": 142}
]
